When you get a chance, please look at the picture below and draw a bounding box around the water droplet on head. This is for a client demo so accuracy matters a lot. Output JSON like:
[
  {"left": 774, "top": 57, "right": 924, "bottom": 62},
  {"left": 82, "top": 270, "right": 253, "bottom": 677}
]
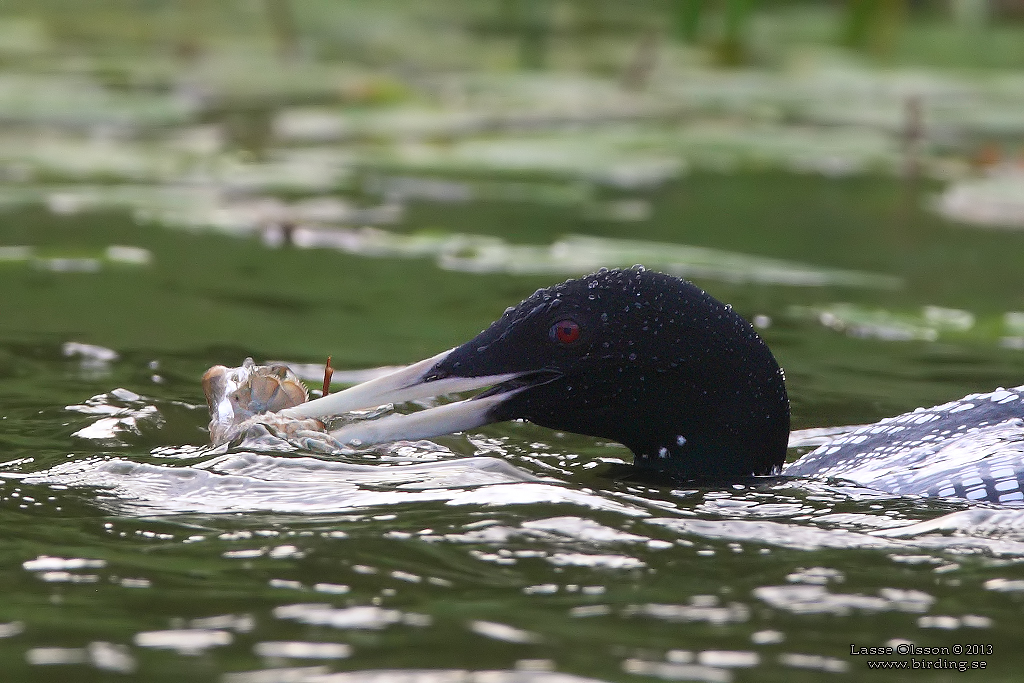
[
  {"left": 600, "top": 312, "right": 608, "bottom": 323},
  {"left": 628, "top": 353, "right": 637, "bottom": 361},
  {"left": 676, "top": 435, "right": 687, "bottom": 446}
]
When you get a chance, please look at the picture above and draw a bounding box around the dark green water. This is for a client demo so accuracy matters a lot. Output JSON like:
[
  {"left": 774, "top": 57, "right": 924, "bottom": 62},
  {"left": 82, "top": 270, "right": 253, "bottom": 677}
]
[{"left": 3, "top": 173, "right": 1024, "bottom": 683}]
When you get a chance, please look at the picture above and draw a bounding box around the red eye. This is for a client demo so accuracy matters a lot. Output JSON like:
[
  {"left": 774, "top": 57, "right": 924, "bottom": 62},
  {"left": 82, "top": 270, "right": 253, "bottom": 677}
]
[{"left": 549, "top": 320, "right": 581, "bottom": 344}]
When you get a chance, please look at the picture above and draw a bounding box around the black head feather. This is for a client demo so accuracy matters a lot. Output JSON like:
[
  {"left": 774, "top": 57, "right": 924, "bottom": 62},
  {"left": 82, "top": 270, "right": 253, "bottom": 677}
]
[{"left": 427, "top": 267, "right": 790, "bottom": 477}]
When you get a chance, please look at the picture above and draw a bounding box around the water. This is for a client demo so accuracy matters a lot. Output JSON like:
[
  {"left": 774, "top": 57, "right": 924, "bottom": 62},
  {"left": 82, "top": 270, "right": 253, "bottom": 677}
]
[
  {"left": 2, "top": 169, "right": 1024, "bottom": 682},
  {"left": 2, "top": 4, "right": 1024, "bottom": 676}
]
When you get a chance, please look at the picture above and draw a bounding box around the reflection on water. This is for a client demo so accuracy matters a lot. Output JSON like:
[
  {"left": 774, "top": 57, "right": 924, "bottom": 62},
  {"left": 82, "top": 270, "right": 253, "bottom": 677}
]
[
  {"left": 1, "top": 344, "right": 1022, "bottom": 680},
  {"left": 26, "top": 450, "right": 653, "bottom": 518}
]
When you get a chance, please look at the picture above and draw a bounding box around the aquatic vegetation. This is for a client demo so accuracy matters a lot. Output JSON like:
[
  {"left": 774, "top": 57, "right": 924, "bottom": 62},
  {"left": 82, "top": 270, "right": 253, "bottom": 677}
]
[
  {"left": 935, "top": 171, "right": 1024, "bottom": 229},
  {"left": 0, "top": 178, "right": 902, "bottom": 291},
  {"left": 788, "top": 303, "right": 1024, "bottom": 349},
  {"left": 433, "top": 233, "right": 901, "bottom": 287},
  {"left": 0, "top": 72, "right": 196, "bottom": 128},
  {"left": 270, "top": 226, "right": 899, "bottom": 289},
  {"left": 0, "top": 243, "right": 151, "bottom": 272}
]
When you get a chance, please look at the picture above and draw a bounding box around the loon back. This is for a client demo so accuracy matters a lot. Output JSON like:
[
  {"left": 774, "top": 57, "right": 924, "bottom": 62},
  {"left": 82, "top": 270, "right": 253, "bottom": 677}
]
[{"left": 786, "top": 387, "right": 1024, "bottom": 503}]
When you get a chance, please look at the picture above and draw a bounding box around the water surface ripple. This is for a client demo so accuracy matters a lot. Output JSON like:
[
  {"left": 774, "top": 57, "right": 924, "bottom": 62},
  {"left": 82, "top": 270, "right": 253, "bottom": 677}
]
[{"left": 2, "top": 354, "right": 1023, "bottom": 682}]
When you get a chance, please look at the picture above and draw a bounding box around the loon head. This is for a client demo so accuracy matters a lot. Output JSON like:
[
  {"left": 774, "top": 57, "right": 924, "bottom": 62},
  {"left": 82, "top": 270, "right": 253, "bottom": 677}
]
[{"left": 281, "top": 267, "right": 790, "bottom": 478}]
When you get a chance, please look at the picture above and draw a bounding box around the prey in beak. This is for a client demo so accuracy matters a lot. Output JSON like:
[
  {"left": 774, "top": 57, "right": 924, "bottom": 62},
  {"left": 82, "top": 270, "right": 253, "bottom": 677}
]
[
  {"left": 277, "top": 348, "right": 560, "bottom": 447},
  {"left": 203, "top": 358, "right": 322, "bottom": 446}
]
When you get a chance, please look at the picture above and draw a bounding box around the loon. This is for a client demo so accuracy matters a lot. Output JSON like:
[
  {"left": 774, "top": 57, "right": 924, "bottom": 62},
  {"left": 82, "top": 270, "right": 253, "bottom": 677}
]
[{"left": 278, "top": 267, "right": 1024, "bottom": 504}]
